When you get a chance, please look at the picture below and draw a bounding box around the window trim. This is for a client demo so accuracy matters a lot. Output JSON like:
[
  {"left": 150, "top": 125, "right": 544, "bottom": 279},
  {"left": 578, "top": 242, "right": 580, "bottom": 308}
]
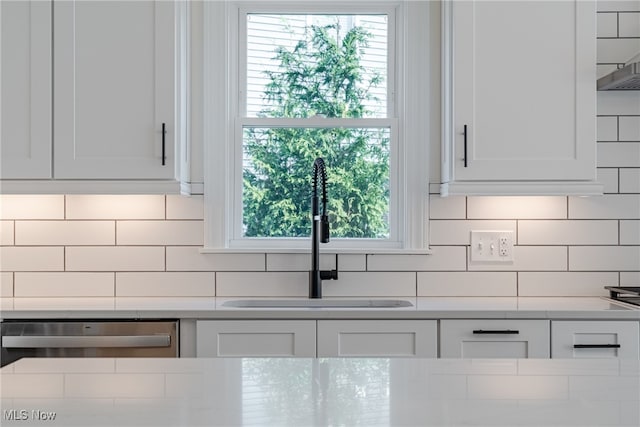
[{"left": 203, "top": 0, "right": 430, "bottom": 254}]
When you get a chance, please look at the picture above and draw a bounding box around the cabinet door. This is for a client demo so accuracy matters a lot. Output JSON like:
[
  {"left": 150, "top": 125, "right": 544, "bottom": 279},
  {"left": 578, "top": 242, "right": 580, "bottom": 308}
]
[
  {"left": 442, "top": 1, "right": 597, "bottom": 191},
  {"left": 440, "top": 320, "right": 550, "bottom": 358},
  {"left": 1, "top": 1, "right": 51, "bottom": 179},
  {"left": 551, "top": 321, "right": 640, "bottom": 359},
  {"left": 196, "top": 320, "right": 316, "bottom": 357},
  {"left": 53, "top": 0, "right": 174, "bottom": 179},
  {"left": 317, "top": 320, "right": 437, "bottom": 358}
]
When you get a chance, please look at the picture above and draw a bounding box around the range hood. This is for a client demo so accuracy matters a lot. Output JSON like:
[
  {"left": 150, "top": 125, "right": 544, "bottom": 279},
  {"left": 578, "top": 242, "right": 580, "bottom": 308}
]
[{"left": 598, "top": 53, "right": 640, "bottom": 90}]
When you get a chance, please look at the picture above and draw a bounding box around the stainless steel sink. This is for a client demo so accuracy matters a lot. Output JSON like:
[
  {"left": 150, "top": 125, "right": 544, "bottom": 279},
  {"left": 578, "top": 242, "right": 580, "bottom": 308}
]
[{"left": 222, "top": 299, "right": 413, "bottom": 308}]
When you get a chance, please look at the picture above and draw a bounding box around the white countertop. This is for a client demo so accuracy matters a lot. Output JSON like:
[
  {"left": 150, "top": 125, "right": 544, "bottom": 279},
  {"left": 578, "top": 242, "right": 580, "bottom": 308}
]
[
  {"left": 1, "top": 296, "right": 638, "bottom": 320},
  {"left": 1, "top": 357, "right": 639, "bottom": 426}
]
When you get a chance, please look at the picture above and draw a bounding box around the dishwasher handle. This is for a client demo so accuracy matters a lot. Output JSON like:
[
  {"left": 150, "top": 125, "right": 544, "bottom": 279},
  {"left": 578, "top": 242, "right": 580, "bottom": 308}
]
[{"left": 2, "top": 335, "right": 171, "bottom": 349}]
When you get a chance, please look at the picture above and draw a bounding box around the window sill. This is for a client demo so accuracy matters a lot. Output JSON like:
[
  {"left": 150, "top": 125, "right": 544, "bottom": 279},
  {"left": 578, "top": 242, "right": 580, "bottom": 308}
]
[{"left": 199, "top": 247, "right": 433, "bottom": 255}]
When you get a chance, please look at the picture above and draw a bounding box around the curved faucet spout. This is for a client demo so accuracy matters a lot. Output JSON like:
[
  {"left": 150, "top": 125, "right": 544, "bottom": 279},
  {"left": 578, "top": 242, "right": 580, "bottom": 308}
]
[{"left": 310, "top": 157, "right": 338, "bottom": 298}]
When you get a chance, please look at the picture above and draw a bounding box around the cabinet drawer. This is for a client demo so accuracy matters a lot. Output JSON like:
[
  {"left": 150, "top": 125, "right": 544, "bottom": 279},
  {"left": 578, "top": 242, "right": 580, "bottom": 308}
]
[
  {"left": 551, "top": 321, "right": 639, "bottom": 359},
  {"left": 196, "top": 320, "right": 316, "bottom": 357},
  {"left": 440, "top": 320, "right": 550, "bottom": 358},
  {"left": 317, "top": 320, "right": 437, "bottom": 357}
]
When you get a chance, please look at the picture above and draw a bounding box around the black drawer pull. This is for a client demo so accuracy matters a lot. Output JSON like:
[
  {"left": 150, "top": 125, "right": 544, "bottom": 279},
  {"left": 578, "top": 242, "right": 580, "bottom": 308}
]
[
  {"left": 472, "top": 330, "right": 519, "bottom": 335},
  {"left": 574, "top": 344, "right": 621, "bottom": 349}
]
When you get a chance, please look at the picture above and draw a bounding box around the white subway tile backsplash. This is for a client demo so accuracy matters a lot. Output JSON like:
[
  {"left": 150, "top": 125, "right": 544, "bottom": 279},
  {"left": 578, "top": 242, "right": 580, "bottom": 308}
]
[
  {"left": 597, "top": 168, "right": 620, "bottom": 193},
  {"left": 598, "top": 143, "right": 640, "bottom": 167},
  {"left": 368, "top": 247, "right": 467, "bottom": 271},
  {"left": 66, "top": 195, "right": 165, "bottom": 220},
  {"left": 322, "top": 272, "right": 416, "bottom": 297},
  {"left": 1, "top": 272, "right": 13, "bottom": 296},
  {"left": 429, "top": 195, "right": 466, "bottom": 219},
  {"left": 597, "top": 12, "right": 618, "bottom": 38},
  {"left": 599, "top": 2, "right": 640, "bottom": 12},
  {"left": 429, "top": 220, "right": 516, "bottom": 245},
  {"left": 518, "top": 272, "right": 618, "bottom": 296},
  {"left": 166, "top": 247, "right": 264, "bottom": 271},
  {"left": 597, "top": 116, "right": 618, "bottom": 141},
  {"left": 469, "top": 246, "right": 568, "bottom": 271},
  {"left": 0, "top": 221, "right": 14, "bottom": 245},
  {"left": 619, "top": 117, "right": 640, "bottom": 141},
  {"left": 620, "top": 220, "right": 640, "bottom": 244},
  {"left": 417, "top": 272, "right": 516, "bottom": 296},
  {"left": 0, "top": 195, "right": 64, "bottom": 220},
  {"left": 620, "top": 168, "right": 640, "bottom": 193},
  {"left": 518, "top": 220, "right": 618, "bottom": 245},
  {"left": 597, "top": 38, "right": 640, "bottom": 64},
  {"left": 15, "top": 221, "right": 115, "bottom": 246},
  {"left": 14, "top": 272, "right": 114, "bottom": 297},
  {"left": 216, "top": 272, "right": 308, "bottom": 297},
  {"left": 266, "top": 253, "right": 337, "bottom": 271},
  {"left": 618, "top": 12, "right": 640, "bottom": 37},
  {"left": 338, "top": 254, "right": 367, "bottom": 271},
  {"left": 569, "top": 246, "right": 640, "bottom": 271},
  {"left": 166, "top": 195, "right": 204, "bottom": 220},
  {"left": 467, "top": 197, "right": 567, "bottom": 219},
  {"left": 569, "top": 195, "right": 640, "bottom": 219},
  {"left": 66, "top": 247, "right": 165, "bottom": 271},
  {"left": 116, "top": 272, "right": 215, "bottom": 297},
  {"left": 621, "top": 272, "right": 640, "bottom": 285},
  {"left": 117, "top": 221, "right": 203, "bottom": 246},
  {"left": 0, "top": 247, "right": 64, "bottom": 271},
  {"left": 598, "top": 91, "right": 640, "bottom": 116}
]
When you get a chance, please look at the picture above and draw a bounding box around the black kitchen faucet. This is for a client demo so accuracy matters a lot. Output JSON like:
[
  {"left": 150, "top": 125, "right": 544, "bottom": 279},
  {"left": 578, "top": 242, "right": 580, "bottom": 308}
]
[{"left": 309, "top": 157, "right": 338, "bottom": 298}]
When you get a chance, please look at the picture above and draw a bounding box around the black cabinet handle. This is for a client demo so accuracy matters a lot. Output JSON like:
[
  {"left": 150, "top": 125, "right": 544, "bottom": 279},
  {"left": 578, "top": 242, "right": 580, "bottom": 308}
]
[
  {"left": 573, "top": 344, "right": 621, "bottom": 349},
  {"left": 463, "top": 124, "right": 468, "bottom": 167},
  {"left": 472, "top": 330, "right": 519, "bottom": 335},
  {"left": 161, "top": 123, "right": 166, "bottom": 166}
]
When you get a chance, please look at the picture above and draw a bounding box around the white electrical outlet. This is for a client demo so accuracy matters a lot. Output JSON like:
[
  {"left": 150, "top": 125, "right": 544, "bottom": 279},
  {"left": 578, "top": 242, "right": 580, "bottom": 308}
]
[{"left": 470, "top": 231, "right": 514, "bottom": 263}]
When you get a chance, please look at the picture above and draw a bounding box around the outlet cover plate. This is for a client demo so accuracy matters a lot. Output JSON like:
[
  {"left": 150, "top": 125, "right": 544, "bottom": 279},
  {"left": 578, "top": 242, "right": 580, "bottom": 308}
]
[{"left": 470, "top": 230, "right": 514, "bottom": 263}]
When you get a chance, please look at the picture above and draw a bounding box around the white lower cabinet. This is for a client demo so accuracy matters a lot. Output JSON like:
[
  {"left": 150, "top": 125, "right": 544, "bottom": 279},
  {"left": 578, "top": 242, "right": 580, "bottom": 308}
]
[
  {"left": 317, "top": 320, "right": 437, "bottom": 357},
  {"left": 196, "top": 320, "right": 316, "bottom": 357},
  {"left": 551, "top": 321, "right": 640, "bottom": 359},
  {"left": 196, "top": 320, "right": 436, "bottom": 358},
  {"left": 440, "top": 320, "right": 550, "bottom": 358}
]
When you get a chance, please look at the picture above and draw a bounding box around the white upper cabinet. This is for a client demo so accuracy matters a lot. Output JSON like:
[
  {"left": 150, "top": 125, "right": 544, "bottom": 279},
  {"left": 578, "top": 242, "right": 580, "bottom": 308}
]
[
  {"left": 1, "top": 1, "right": 52, "bottom": 179},
  {"left": 1, "top": 0, "right": 182, "bottom": 192},
  {"left": 441, "top": 0, "right": 602, "bottom": 196},
  {"left": 54, "top": 0, "right": 175, "bottom": 179}
]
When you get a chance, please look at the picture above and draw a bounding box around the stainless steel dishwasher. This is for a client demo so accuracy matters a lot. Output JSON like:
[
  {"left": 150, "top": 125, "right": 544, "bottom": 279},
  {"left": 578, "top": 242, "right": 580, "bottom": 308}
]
[{"left": 1, "top": 320, "right": 178, "bottom": 367}]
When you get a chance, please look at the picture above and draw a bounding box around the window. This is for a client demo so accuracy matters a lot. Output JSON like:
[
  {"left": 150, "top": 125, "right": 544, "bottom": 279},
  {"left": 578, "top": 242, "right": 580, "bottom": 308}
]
[{"left": 204, "top": 1, "right": 430, "bottom": 252}]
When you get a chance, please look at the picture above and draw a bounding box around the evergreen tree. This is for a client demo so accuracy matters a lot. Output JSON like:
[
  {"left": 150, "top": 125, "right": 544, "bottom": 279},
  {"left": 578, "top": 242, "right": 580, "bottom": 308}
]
[{"left": 243, "top": 22, "right": 389, "bottom": 238}]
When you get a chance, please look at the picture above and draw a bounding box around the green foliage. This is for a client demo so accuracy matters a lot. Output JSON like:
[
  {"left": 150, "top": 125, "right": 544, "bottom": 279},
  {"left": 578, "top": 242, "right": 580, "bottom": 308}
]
[{"left": 243, "top": 21, "right": 389, "bottom": 238}]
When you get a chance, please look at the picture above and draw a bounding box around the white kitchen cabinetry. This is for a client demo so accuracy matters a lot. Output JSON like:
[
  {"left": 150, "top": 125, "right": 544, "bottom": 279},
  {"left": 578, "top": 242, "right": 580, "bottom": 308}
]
[
  {"left": 440, "top": 320, "right": 550, "bottom": 358},
  {"left": 317, "top": 320, "right": 437, "bottom": 357},
  {"left": 441, "top": 0, "right": 601, "bottom": 196},
  {"left": 54, "top": 0, "right": 174, "bottom": 180},
  {"left": 551, "top": 321, "right": 640, "bottom": 359},
  {"left": 1, "top": 0, "right": 188, "bottom": 193},
  {"left": 0, "top": 1, "right": 51, "bottom": 179},
  {"left": 196, "top": 320, "right": 316, "bottom": 357}
]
